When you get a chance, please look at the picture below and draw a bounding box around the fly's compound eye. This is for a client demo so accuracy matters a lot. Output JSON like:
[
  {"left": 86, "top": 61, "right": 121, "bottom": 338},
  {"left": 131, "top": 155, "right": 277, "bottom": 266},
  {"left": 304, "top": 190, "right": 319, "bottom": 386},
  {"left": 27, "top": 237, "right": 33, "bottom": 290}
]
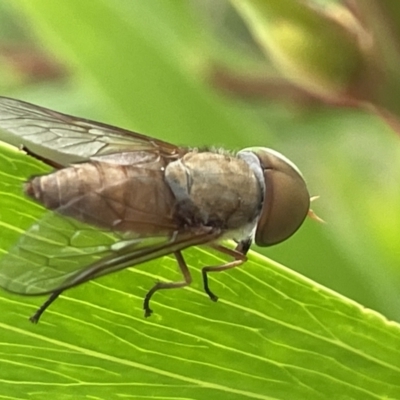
[{"left": 247, "top": 148, "right": 310, "bottom": 246}]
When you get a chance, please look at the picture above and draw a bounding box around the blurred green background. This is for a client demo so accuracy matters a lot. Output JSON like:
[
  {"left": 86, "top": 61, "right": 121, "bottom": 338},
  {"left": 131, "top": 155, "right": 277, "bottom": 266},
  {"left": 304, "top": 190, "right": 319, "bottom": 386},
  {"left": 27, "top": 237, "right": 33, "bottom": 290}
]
[{"left": 0, "top": 0, "right": 399, "bottom": 325}]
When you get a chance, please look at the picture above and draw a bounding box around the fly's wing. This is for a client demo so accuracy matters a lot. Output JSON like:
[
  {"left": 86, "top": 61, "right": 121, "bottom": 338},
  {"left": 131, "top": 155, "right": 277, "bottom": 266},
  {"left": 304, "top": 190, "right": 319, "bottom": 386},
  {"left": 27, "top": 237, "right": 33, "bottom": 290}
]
[
  {"left": 0, "top": 97, "right": 214, "bottom": 296},
  {"left": 0, "top": 96, "right": 180, "bottom": 166},
  {"left": 0, "top": 211, "right": 220, "bottom": 295}
]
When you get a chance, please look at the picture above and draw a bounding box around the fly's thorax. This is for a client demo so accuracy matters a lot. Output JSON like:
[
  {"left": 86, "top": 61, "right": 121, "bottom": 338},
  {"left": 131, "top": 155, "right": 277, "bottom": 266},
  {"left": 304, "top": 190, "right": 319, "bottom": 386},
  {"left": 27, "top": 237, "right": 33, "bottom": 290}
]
[
  {"left": 165, "top": 151, "right": 263, "bottom": 231},
  {"left": 25, "top": 159, "right": 177, "bottom": 234}
]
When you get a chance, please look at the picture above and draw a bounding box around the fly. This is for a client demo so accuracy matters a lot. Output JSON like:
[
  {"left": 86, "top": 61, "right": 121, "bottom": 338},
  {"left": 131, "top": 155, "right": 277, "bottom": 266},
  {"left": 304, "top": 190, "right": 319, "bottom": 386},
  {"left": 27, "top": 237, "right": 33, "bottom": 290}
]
[{"left": 0, "top": 97, "right": 313, "bottom": 323}]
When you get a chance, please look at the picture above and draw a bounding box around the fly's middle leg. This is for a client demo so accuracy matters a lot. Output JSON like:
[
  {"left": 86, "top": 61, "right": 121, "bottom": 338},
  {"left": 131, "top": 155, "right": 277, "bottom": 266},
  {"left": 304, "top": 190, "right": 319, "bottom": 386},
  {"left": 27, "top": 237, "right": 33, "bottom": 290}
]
[{"left": 143, "top": 251, "right": 192, "bottom": 317}]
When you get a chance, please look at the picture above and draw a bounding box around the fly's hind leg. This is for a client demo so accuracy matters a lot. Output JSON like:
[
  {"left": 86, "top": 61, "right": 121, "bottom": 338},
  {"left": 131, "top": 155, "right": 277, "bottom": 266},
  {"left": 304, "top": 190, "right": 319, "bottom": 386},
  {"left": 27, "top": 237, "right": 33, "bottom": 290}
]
[
  {"left": 29, "top": 289, "right": 63, "bottom": 324},
  {"left": 143, "top": 251, "right": 192, "bottom": 318},
  {"left": 202, "top": 238, "right": 252, "bottom": 302}
]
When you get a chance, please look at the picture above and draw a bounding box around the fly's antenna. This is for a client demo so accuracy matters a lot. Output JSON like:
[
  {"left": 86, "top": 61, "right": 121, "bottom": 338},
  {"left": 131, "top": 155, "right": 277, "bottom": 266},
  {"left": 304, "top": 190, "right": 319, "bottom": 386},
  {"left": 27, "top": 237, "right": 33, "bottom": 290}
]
[{"left": 308, "top": 196, "right": 324, "bottom": 223}]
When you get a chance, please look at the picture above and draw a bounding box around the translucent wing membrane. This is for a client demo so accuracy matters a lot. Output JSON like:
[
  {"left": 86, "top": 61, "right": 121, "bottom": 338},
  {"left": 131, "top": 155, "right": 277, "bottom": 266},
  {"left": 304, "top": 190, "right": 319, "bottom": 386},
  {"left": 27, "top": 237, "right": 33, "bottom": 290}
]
[
  {"left": 0, "top": 96, "right": 179, "bottom": 166},
  {"left": 0, "top": 213, "right": 123, "bottom": 294},
  {"left": 0, "top": 211, "right": 219, "bottom": 295}
]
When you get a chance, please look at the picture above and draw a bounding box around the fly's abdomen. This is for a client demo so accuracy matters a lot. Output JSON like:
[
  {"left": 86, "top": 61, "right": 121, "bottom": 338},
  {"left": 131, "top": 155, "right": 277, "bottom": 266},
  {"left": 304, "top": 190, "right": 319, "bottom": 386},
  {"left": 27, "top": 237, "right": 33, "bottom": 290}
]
[
  {"left": 25, "top": 161, "right": 177, "bottom": 234},
  {"left": 26, "top": 163, "right": 101, "bottom": 210}
]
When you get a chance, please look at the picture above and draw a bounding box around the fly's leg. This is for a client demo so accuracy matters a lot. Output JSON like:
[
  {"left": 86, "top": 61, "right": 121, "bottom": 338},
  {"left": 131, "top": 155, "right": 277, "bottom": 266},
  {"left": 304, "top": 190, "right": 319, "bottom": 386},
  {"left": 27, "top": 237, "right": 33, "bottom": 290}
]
[
  {"left": 202, "top": 257, "right": 244, "bottom": 302},
  {"left": 29, "top": 289, "right": 63, "bottom": 323},
  {"left": 202, "top": 238, "right": 252, "bottom": 302},
  {"left": 143, "top": 251, "right": 192, "bottom": 318}
]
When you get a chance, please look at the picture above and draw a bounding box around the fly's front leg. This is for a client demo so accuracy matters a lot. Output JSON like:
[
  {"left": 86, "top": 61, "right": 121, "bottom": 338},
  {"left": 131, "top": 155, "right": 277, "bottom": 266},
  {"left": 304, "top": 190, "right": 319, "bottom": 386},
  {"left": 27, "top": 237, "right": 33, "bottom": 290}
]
[
  {"left": 29, "top": 289, "right": 63, "bottom": 323},
  {"left": 202, "top": 238, "right": 252, "bottom": 302},
  {"left": 143, "top": 251, "right": 192, "bottom": 317}
]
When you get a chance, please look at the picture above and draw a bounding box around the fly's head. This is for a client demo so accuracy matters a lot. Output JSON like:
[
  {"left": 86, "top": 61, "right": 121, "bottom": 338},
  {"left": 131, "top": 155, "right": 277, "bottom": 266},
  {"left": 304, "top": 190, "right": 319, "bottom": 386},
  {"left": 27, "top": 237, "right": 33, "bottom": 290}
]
[{"left": 238, "top": 147, "right": 310, "bottom": 246}]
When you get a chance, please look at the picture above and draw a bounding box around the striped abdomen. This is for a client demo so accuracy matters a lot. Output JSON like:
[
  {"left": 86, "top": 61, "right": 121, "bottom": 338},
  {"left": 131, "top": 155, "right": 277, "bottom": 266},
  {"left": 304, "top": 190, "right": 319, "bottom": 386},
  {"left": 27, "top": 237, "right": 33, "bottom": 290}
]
[{"left": 25, "top": 160, "right": 177, "bottom": 235}]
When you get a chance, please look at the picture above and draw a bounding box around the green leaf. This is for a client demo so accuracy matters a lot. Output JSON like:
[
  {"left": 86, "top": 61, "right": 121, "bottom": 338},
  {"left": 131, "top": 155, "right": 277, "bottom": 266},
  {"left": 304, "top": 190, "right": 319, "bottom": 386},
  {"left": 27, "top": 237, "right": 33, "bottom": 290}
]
[
  {"left": 0, "top": 1, "right": 400, "bottom": 399},
  {"left": 0, "top": 136, "right": 399, "bottom": 399}
]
